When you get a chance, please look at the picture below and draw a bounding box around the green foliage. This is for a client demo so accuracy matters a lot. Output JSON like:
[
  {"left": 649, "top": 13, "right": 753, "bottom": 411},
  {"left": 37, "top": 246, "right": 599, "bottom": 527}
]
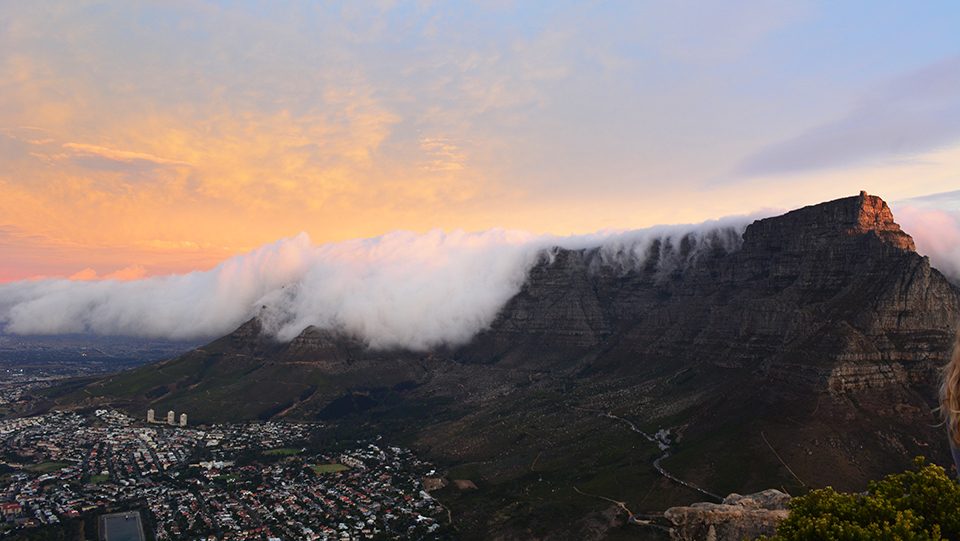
[
  {"left": 311, "top": 463, "right": 350, "bottom": 474},
  {"left": 262, "top": 447, "right": 302, "bottom": 456},
  {"left": 766, "top": 458, "right": 960, "bottom": 541},
  {"left": 25, "top": 461, "right": 68, "bottom": 473},
  {"left": 88, "top": 473, "right": 110, "bottom": 484}
]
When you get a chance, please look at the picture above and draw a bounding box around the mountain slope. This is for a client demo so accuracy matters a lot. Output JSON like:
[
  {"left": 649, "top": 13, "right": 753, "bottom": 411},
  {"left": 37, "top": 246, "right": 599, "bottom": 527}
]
[{"left": 56, "top": 192, "right": 960, "bottom": 540}]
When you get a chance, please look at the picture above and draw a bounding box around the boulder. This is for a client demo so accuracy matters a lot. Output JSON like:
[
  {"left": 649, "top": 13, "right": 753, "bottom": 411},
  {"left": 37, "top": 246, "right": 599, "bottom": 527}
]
[{"left": 665, "top": 489, "right": 791, "bottom": 541}]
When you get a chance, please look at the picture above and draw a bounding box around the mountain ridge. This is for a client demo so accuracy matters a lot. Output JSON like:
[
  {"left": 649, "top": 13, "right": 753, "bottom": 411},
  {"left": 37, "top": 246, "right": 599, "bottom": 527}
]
[{"left": 53, "top": 192, "right": 960, "bottom": 540}]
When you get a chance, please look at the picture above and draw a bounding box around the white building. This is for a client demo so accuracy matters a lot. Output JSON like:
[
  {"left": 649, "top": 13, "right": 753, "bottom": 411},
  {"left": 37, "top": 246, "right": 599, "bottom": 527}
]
[
  {"left": 166, "top": 410, "right": 175, "bottom": 425},
  {"left": 179, "top": 413, "right": 187, "bottom": 427},
  {"left": 146, "top": 409, "right": 155, "bottom": 423}
]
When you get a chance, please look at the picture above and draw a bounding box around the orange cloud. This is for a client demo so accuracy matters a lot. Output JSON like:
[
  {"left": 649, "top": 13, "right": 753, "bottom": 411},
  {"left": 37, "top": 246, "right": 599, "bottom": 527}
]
[
  {"left": 419, "top": 137, "right": 467, "bottom": 172},
  {"left": 67, "top": 268, "right": 99, "bottom": 281},
  {"left": 60, "top": 142, "right": 193, "bottom": 167},
  {"left": 68, "top": 265, "right": 148, "bottom": 281}
]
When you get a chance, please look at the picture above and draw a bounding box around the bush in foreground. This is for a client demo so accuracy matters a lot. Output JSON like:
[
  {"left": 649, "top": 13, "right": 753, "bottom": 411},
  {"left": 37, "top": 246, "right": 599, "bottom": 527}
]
[{"left": 765, "top": 458, "right": 960, "bottom": 541}]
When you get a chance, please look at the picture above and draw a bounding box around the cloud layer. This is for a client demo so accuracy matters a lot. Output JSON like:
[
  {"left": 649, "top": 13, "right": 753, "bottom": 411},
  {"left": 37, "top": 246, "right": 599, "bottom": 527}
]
[
  {"left": 2, "top": 203, "right": 956, "bottom": 351},
  {"left": 0, "top": 218, "right": 755, "bottom": 350},
  {"left": 893, "top": 198, "right": 960, "bottom": 283}
]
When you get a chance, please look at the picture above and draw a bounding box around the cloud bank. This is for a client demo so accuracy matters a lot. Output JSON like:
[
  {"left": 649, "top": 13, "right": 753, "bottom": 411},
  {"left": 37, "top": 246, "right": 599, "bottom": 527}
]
[
  {"left": 3, "top": 204, "right": 955, "bottom": 350},
  {"left": 893, "top": 199, "right": 960, "bottom": 283},
  {"left": 0, "top": 218, "right": 755, "bottom": 350}
]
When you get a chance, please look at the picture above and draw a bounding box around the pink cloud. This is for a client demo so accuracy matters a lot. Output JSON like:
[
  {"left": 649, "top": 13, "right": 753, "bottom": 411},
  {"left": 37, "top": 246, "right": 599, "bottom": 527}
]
[
  {"left": 68, "top": 265, "right": 148, "bottom": 281},
  {"left": 895, "top": 204, "right": 960, "bottom": 281}
]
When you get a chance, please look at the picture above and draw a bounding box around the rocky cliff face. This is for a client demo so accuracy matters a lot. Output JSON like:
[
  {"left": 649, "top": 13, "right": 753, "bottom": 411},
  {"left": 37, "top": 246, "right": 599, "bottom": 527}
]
[
  {"left": 467, "top": 191, "right": 959, "bottom": 386},
  {"left": 740, "top": 191, "right": 915, "bottom": 253}
]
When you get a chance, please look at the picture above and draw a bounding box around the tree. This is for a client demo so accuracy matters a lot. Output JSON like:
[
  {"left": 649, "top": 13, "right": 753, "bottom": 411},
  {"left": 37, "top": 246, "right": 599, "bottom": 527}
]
[{"left": 766, "top": 458, "right": 960, "bottom": 541}]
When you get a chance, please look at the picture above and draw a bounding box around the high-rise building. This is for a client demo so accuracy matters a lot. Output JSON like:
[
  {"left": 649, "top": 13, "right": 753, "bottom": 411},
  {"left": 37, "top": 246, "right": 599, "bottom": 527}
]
[
  {"left": 147, "top": 409, "right": 155, "bottom": 423},
  {"left": 166, "top": 410, "right": 175, "bottom": 425},
  {"left": 179, "top": 413, "right": 187, "bottom": 427}
]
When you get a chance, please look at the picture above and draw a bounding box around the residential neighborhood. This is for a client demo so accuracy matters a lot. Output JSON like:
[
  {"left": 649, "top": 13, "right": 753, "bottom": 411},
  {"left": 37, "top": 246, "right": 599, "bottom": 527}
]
[{"left": 0, "top": 409, "right": 449, "bottom": 539}]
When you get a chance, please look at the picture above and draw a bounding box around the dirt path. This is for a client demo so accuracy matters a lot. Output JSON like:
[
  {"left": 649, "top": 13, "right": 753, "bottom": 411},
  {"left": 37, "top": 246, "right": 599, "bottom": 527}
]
[
  {"left": 571, "top": 405, "right": 722, "bottom": 502},
  {"left": 573, "top": 485, "right": 635, "bottom": 517}
]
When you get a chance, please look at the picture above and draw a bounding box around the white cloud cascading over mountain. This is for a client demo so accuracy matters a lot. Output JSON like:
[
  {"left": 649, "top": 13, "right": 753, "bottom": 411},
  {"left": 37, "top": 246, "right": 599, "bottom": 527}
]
[
  {"left": 1, "top": 205, "right": 955, "bottom": 350},
  {"left": 893, "top": 203, "right": 960, "bottom": 283},
  {"left": 0, "top": 234, "right": 315, "bottom": 341},
  {"left": 0, "top": 216, "right": 758, "bottom": 350}
]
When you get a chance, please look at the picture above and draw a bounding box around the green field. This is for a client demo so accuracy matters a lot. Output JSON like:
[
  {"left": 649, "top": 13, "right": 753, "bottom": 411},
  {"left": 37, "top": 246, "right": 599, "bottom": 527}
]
[
  {"left": 89, "top": 473, "right": 110, "bottom": 484},
  {"left": 264, "top": 447, "right": 302, "bottom": 456},
  {"left": 26, "top": 461, "right": 68, "bottom": 473},
  {"left": 311, "top": 463, "right": 349, "bottom": 474}
]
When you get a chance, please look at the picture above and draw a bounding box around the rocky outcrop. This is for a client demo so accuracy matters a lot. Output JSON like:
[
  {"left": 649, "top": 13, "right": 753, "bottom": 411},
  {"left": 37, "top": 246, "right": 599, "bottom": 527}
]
[
  {"left": 665, "top": 490, "right": 791, "bottom": 541},
  {"left": 741, "top": 190, "right": 915, "bottom": 254},
  {"left": 851, "top": 191, "right": 916, "bottom": 251}
]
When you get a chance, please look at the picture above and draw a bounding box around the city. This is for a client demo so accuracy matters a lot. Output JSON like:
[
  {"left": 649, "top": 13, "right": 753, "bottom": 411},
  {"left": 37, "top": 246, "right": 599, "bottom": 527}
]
[{"left": 0, "top": 408, "right": 450, "bottom": 540}]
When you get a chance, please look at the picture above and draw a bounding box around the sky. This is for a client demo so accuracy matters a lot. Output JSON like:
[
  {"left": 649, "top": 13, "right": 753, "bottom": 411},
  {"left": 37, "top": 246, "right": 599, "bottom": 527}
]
[{"left": 1, "top": 1, "right": 960, "bottom": 282}]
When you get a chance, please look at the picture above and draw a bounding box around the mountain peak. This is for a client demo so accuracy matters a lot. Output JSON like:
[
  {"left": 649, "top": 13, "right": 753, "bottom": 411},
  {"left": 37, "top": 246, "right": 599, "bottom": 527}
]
[
  {"left": 852, "top": 191, "right": 916, "bottom": 250},
  {"left": 743, "top": 191, "right": 916, "bottom": 252}
]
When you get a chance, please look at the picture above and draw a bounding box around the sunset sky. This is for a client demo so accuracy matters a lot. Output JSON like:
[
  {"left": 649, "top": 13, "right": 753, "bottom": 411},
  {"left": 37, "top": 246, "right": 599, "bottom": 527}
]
[{"left": 2, "top": 1, "right": 960, "bottom": 281}]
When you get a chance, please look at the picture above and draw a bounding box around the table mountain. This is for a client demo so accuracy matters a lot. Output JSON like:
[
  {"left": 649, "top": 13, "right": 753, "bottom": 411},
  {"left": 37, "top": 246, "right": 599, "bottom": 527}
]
[{"left": 57, "top": 192, "right": 960, "bottom": 540}]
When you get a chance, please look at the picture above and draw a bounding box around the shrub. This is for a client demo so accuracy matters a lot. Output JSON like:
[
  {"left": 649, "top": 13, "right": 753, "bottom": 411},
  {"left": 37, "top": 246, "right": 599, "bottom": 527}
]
[{"left": 765, "top": 458, "right": 960, "bottom": 541}]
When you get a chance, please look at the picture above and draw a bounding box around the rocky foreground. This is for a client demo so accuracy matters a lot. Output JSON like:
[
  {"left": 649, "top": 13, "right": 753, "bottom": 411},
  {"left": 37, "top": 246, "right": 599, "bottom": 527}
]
[{"left": 665, "top": 490, "right": 791, "bottom": 541}]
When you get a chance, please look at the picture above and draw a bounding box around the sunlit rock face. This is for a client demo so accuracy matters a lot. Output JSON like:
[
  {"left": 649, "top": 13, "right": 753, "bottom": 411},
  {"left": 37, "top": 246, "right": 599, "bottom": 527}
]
[
  {"left": 853, "top": 192, "right": 917, "bottom": 251},
  {"left": 742, "top": 190, "right": 915, "bottom": 253}
]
